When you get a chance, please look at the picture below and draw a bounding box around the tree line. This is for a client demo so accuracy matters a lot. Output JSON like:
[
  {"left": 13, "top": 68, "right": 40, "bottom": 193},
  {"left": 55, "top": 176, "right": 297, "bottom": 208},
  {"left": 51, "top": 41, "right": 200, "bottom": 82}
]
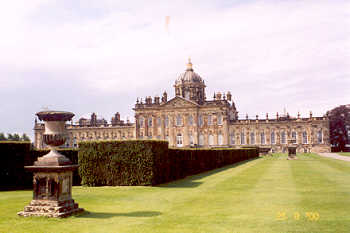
[{"left": 0, "top": 133, "right": 30, "bottom": 142}]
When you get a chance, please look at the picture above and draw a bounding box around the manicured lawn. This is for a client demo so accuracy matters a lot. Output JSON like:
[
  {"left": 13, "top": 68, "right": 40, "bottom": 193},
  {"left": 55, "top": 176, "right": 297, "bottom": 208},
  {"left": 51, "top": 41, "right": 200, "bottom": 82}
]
[
  {"left": 337, "top": 152, "right": 350, "bottom": 156},
  {"left": 1, "top": 153, "right": 350, "bottom": 233}
]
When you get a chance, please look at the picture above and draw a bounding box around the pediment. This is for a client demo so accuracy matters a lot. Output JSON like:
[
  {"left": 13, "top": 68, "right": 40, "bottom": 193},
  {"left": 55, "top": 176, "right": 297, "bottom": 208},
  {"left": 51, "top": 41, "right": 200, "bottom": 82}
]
[{"left": 162, "top": 96, "right": 199, "bottom": 108}]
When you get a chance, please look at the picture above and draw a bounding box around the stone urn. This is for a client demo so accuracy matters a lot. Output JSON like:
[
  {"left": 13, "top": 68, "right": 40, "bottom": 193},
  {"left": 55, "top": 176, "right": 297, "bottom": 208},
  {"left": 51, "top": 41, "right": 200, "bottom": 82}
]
[
  {"left": 18, "top": 110, "right": 84, "bottom": 218},
  {"left": 287, "top": 138, "right": 297, "bottom": 160}
]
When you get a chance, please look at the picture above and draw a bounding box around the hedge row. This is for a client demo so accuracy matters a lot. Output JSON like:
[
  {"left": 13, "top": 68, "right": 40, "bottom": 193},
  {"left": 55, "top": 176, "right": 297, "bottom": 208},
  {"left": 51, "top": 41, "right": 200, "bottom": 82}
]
[
  {"left": 154, "top": 147, "right": 259, "bottom": 184},
  {"left": 0, "top": 142, "right": 79, "bottom": 190},
  {"left": 79, "top": 140, "right": 259, "bottom": 186},
  {"left": 78, "top": 140, "right": 168, "bottom": 186}
]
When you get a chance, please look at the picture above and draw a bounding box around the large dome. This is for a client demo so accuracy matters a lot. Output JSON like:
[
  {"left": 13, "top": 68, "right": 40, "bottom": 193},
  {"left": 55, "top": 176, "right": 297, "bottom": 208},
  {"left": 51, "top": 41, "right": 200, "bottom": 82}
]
[{"left": 175, "top": 59, "right": 204, "bottom": 85}]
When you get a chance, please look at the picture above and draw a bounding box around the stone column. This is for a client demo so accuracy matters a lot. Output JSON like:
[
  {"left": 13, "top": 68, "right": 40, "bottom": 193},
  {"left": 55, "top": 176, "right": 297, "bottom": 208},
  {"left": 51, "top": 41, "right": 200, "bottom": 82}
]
[
  {"left": 183, "top": 114, "right": 189, "bottom": 147},
  {"left": 161, "top": 115, "right": 166, "bottom": 139},
  {"left": 223, "top": 116, "right": 229, "bottom": 146},
  {"left": 169, "top": 114, "right": 175, "bottom": 147},
  {"left": 152, "top": 116, "right": 157, "bottom": 139},
  {"left": 193, "top": 112, "right": 199, "bottom": 146}
]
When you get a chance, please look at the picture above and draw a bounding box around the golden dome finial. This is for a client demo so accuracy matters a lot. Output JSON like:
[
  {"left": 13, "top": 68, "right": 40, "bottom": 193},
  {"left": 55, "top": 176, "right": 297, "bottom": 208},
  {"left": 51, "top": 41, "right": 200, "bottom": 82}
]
[{"left": 186, "top": 57, "right": 193, "bottom": 71}]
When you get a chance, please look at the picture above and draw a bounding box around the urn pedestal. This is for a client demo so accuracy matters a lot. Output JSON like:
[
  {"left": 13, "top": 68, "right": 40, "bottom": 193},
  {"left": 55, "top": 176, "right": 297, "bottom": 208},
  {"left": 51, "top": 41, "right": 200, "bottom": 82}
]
[{"left": 18, "top": 111, "right": 84, "bottom": 218}]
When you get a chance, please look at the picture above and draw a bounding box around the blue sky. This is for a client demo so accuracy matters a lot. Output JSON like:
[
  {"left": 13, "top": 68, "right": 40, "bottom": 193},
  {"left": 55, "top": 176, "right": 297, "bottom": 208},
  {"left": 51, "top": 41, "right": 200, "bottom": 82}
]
[{"left": 0, "top": 0, "right": 349, "bottom": 139}]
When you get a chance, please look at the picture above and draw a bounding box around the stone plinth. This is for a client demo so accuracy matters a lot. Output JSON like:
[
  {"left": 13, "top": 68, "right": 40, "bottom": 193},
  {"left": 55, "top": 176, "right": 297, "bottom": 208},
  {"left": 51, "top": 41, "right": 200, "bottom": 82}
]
[{"left": 18, "top": 110, "right": 84, "bottom": 218}]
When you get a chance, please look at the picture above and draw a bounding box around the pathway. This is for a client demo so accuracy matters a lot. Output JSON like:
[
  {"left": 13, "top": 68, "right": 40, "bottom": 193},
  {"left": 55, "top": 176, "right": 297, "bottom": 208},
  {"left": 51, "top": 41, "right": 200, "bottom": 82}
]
[{"left": 318, "top": 152, "right": 350, "bottom": 162}]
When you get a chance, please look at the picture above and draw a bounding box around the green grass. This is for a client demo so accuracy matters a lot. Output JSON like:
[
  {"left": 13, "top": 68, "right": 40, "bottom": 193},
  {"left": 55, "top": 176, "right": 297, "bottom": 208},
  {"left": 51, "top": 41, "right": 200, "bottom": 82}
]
[
  {"left": 1, "top": 153, "right": 350, "bottom": 233},
  {"left": 337, "top": 152, "right": 350, "bottom": 156}
]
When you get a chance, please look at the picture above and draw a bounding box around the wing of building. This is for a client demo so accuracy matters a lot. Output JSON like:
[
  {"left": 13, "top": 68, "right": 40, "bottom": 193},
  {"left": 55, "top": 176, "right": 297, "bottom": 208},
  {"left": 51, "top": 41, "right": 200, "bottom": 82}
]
[{"left": 34, "top": 59, "right": 331, "bottom": 153}]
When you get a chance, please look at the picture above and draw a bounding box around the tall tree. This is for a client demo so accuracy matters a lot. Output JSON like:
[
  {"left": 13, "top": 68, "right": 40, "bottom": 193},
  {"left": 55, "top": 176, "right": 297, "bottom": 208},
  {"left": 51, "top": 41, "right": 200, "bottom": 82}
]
[
  {"left": 327, "top": 104, "right": 350, "bottom": 151},
  {"left": 7, "top": 133, "right": 14, "bottom": 141},
  {"left": 12, "top": 133, "right": 21, "bottom": 141},
  {"left": 0, "top": 133, "right": 6, "bottom": 141},
  {"left": 21, "top": 133, "right": 31, "bottom": 141}
]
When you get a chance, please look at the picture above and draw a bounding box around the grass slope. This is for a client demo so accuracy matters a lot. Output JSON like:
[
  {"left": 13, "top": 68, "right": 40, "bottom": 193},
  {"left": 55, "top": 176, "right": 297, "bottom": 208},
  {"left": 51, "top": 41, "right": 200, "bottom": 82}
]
[
  {"left": 1, "top": 154, "right": 349, "bottom": 233},
  {"left": 337, "top": 152, "right": 350, "bottom": 156}
]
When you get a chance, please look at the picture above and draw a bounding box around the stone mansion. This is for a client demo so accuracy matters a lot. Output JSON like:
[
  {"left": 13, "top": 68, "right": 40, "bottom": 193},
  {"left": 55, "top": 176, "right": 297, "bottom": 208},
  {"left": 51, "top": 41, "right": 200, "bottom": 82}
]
[{"left": 34, "top": 59, "right": 331, "bottom": 153}]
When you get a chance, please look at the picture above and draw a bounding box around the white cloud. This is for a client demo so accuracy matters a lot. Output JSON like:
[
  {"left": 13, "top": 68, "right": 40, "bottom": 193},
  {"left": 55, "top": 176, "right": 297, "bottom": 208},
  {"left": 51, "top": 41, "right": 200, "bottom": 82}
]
[{"left": 0, "top": 0, "right": 349, "bottom": 138}]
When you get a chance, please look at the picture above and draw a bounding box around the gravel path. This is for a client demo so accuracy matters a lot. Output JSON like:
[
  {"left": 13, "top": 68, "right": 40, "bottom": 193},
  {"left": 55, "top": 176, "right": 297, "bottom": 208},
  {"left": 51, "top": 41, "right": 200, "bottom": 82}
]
[{"left": 318, "top": 153, "right": 350, "bottom": 162}]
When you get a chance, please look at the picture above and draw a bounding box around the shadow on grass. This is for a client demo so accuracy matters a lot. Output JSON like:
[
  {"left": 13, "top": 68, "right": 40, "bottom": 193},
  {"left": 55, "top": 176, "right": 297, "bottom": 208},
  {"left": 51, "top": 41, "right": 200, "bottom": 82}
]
[
  {"left": 77, "top": 211, "right": 162, "bottom": 219},
  {"left": 157, "top": 157, "right": 260, "bottom": 188}
]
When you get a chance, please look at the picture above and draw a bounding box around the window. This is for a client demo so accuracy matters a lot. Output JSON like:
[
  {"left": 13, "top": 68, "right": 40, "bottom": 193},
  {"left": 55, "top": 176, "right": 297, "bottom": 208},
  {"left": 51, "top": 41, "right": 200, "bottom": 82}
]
[
  {"left": 139, "top": 117, "right": 144, "bottom": 128},
  {"left": 165, "top": 135, "right": 169, "bottom": 141},
  {"left": 250, "top": 132, "right": 255, "bottom": 145},
  {"left": 261, "top": 132, "right": 265, "bottom": 145},
  {"left": 209, "top": 134, "right": 214, "bottom": 146},
  {"left": 148, "top": 117, "right": 152, "bottom": 127},
  {"left": 292, "top": 131, "right": 297, "bottom": 144},
  {"left": 165, "top": 116, "right": 169, "bottom": 128},
  {"left": 176, "top": 115, "right": 182, "bottom": 126},
  {"left": 185, "top": 91, "right": 190, "bottom": 99},
  {"left": 208, "top": 115, "right": 212, "bottom": 125},
  {"left": 230, "top": 132, "right": 235, "bottom": 145},
  {"left": 176, "top": 133, "right": 183, "bottom": 147},
  {"left": 317, "top": 130, "right": 323, "bottom": 144},
  {"left": 271, "top": 131, "right": 276, "bottom": 144},
  {"left": 198, "top": 115, "right": 203, "bottom": 127},
  {"left": 302, "top": 131, "right": 308, "bottom": 144},
  {"left": 199, "top": 134, "right": 204, "bottom": 146},
  {"left": 218, "top": 134, "right": 223, "bottom": 145},
  {"left": 189, "top": 133, "right": 194, "bottom": 146},
  {"left": 73, "top": 138, "right": 77, "bottom": 148},
  {"left": 281, "top": 131, "right": 286, "bottom": 144},
  {"left": 157, "top": 117, "right": 161, "bottom": 127},
  {"left": 217, "top": 114, "right": 223, "bottom": 125},
  {"left": 188, "top": 115, "right": 193, "bottom": 126},
  {"left": 241, "top": 132, "right": 245, "bottom": 145}
]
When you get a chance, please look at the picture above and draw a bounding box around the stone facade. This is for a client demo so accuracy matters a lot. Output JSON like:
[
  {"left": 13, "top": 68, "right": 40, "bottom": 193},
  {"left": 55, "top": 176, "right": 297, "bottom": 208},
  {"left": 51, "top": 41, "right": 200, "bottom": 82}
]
[{"left": 34, "top": 59, "right": 330, "bottom": 153}]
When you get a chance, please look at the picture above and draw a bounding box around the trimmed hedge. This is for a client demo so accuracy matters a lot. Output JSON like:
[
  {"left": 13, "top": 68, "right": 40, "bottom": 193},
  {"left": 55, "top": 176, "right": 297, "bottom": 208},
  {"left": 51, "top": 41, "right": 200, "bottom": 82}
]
[
  {"left": 78, "top": 140, "right": 168, "bottom": 186},
  {"left": 79, "top": 140, "right": 259, "bottom": 186},
  {"left": 0, "top": 142, "right": 79, "bottom": 190}
]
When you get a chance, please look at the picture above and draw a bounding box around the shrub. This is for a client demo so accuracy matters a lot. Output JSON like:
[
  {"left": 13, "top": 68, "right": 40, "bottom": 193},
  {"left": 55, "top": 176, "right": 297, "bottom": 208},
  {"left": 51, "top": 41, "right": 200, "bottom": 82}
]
[
  {"left": 79, "top": 140, "right": 259, "bottom": 186},
  {"left": 0, "top": 141, "right": 79, "bottom": 190}
]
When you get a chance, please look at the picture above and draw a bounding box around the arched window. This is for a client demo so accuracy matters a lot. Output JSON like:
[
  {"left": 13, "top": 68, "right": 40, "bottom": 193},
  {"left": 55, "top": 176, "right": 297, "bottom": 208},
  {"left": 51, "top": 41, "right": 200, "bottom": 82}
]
[
  {"left": 165, "top": 116, "right": 169, "bottom": 128},
  {"left": 185, "top": 91, "right": 190, "bottom": 99},
  {"left": 241, "top": 132, "right": 245, "bottom": 145},
  {"left": 209, "top": 134, "right": 214, "bottom": 146},
  {"left": 292, "top": 131, "right": 297, "bottom": 144},
  {"left": 230, "top": 132, "right": 235, "bottom": 145},
  {"left": 176, "top": 133, "right": 183, "bottom": 147},
  {"left": 188, "top": 115, "right": 193, "bottom": 126},
  {"left": 148, "top": 117, "right": 152, "bottom": 127},
  {"left": 302, "top": 131, "right": 308, "bottom": 144},
  {"left": 198, "top": 115, "right": 203, "bottom": 127},
  {"left": 317, "top": 130, "right": 323, "bottom": 144},
  {"left": 250, "top": 132, "right": 255, "bottom": 145},
  {"left": 217, "top": 114, "right": 223, "bottom": 125},
  {"left": 199, "top": 134, "right": 204, "bottom": 146},
  {"left": 271, "top": 131, "right": 276, "bottom": 144},
  {"left": 176, "top": 115, "right": 182, "bottom": 126},
  {"left": 261, "top": 132, "right": 265, "bottom": 145},
  {"left": 281, "top": 131, "right": 286, "bottom": 144},
  {"left": 218, "top": 134, "right": 223, "bottom": 145}
]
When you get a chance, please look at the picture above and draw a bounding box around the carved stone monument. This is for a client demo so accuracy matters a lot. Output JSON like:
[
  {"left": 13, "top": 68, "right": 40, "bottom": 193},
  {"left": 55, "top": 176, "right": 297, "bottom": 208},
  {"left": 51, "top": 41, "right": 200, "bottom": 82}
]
[{"left": 18, "top": 111, "right": 84, "bottom": 218}]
